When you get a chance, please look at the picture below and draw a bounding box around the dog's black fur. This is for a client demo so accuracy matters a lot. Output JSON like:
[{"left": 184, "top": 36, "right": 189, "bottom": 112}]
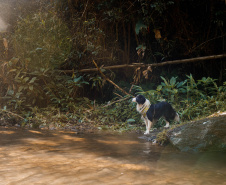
[{"left": 147, "top": 102, "right": 177, "bottom": 122}]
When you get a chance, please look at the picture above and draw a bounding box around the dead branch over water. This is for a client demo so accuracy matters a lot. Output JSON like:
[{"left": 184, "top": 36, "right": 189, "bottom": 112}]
[{"left": 60, "top": 54, "right": 226, "bottom": 73}]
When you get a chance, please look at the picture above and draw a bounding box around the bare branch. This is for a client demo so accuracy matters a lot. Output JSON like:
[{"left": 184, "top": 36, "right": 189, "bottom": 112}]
[
  {"left": 60, "top": 54, "right": 226, "bottom": 73},
  {"left": 92, "top": 60, "right": 131, "bottom": 96}
]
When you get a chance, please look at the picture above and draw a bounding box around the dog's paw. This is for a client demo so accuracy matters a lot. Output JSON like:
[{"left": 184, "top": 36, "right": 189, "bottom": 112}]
[
  {"left": 144, "top": 131, "right": 150, "bottom": 135},
  {"left": 164, "top": 122, "right": 170, "bottom": 128}
]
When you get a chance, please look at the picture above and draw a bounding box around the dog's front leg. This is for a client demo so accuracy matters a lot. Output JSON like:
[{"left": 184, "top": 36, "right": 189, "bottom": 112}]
[
  {"left": 143, "top": 117, "right": 149, "bottom": 135},
  {"left": 144, "top": 120, "right": 152, "bottom": 135}
]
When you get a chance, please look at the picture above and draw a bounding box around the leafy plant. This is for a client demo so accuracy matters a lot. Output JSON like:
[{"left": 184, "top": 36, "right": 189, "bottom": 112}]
[
  {"left": 133, "top": 74, "right": 226, "bottom": 123},
  {"left": 0, "top": 4, "right": 91, "bottom": 112},
  {"left": 13, "top": 6, "right": 72, "bottom": 70}
]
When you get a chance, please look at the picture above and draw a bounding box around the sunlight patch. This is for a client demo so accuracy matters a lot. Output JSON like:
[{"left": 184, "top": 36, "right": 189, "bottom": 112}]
[
  {"left": 0, "top": 17, "right": 7, "bottom": 31},
  {"left": 60, "top": 135, "right": 85, "bottom": 142},
  {"left": 23, "top": 138, "right": 58, "bottom": 146},
  {"left": 28, "top": 130, "right": 43, "bottom": 134},
  {"left": 120, "top": 163, "right": 150, "bottom": 171},
  {"left": 0, "top": 131, "right": 15, "bottom": 134}
]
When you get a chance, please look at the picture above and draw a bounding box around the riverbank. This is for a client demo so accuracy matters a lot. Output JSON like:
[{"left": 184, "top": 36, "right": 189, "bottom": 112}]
[{"left": 1, "top": 109, "right": 226, "bottom": 149}]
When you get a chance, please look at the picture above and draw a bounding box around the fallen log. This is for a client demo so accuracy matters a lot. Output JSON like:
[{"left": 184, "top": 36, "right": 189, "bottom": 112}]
[{"left": 60, "top": 54, "right": 226, "bottom": 73}]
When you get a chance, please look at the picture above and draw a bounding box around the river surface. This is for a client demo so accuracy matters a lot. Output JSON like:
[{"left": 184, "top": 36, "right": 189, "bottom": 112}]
[{"left": 0, "top": 127, "right": 226, "bottom": 185}]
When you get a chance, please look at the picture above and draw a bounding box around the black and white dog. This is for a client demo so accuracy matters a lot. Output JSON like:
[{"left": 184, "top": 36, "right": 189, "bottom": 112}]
[{"left": 132, "top": 95, "right": 179, "bottom": 135}]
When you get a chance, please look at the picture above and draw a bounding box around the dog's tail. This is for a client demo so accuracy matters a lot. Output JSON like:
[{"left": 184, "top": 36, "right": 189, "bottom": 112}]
[{"left": 174, "top": 113, "right": 180, "bottom": 122}]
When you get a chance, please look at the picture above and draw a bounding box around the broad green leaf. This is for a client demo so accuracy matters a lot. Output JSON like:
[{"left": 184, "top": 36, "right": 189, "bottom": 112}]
[
  {"left": 126, "top": 118, "right": 135, "bottom": 123},
  {"left": 18, "top": 86, "right": 24, "bottom": 92},
  {"left": 29, "top": 77, "right": 37, "bottom": 83},
  {"left": 10, "top": 57, "right": 19, "bottom": 64},
  {"left": 135, "top": 20, "right": 147, "bottom": 34},
  {"left": 29, "top": 85, "right": 34, "bottom": 91},
  {"left": 156, "top": 85, "right": 162, "bottom": 91},
  {"left": 160, "top": 76, "right": 169, "bottom": 86},
  {"left": 136, "top": 45, "right": 146, "bottom": 50},
  {"left": 170, "top": 77, "right": 176, "bottom": 85},
  {"left": 177, "top": 81, "right": 185, "bottom": 88},
  {"left": 73, "top": 76, "right": 82, "bottom": 82},
  {"left": 82, "top": 81, "right": 89, "bottom": 85},
  {"left": 23, "top": 77, "right": 30, "bottom": 83},
  {"left": 7, "top": 90, "right": 14, "bottom": 95},
  {"left": 100, "top": 68, "right": 106, "bottom": 72}
]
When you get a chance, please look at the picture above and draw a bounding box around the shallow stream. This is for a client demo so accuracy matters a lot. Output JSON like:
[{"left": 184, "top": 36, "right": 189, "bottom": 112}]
[{"left": 0, "top": 127, "right": 226, "bottom": 185}]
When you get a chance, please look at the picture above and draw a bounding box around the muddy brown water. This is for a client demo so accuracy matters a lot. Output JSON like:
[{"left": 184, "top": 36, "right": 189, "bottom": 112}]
[{"left": 0, "top": 127, "right": 226, "bottom": 185}]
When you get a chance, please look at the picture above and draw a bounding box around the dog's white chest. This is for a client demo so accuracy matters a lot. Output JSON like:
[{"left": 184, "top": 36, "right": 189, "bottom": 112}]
[{"left": 136, "top": 99, "right": 150, "bottom": 114}]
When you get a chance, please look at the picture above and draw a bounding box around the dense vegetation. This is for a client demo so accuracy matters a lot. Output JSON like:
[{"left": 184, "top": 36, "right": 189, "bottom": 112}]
[{"left": 0, "top": 0, "right": 225, "bottom": 132}]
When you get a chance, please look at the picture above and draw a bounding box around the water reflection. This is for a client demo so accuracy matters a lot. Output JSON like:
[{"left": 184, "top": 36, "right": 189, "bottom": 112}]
[{"left": 0, "top": 127, "right": 226, "bottom": 185}]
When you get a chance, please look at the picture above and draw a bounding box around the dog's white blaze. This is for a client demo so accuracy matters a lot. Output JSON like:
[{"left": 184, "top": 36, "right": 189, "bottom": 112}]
[{"left": 136, "top": 99, "right": 151, "bottom": 113}]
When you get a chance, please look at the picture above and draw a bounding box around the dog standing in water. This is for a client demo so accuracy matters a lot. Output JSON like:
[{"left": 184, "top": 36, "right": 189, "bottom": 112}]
[{"left": 132, "top": 95, "right": 179, "bottom": 135}]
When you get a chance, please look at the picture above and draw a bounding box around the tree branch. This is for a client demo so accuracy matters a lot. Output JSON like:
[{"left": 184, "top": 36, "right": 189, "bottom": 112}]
[
  {"left": 81, "top": 0, "right": 89, "bottom": 18},
  {"left": 92, "top": 60, "right": 131, "bottom": 96},
  {"left": 60, "top": 54, "right": 226, "bottom": 73},
  {"left": 1, "top": 109, "right": 24, "bottom": 120}
]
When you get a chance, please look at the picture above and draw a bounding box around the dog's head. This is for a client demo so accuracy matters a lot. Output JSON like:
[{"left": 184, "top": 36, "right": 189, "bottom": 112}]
[{"left": 132, "top": 95, "right": 146, "bottom": 105}]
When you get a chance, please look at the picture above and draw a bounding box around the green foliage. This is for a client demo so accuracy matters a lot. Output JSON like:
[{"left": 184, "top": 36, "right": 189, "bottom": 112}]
[
  {"left": 1, "top": 1, "right": 225, "bottom": 134},
  {"left": 69, "top": 75, "right": 225, "bottom": 132},
  {"left": 0, "top": 4, "right": 91, "bottom": 112},
  {"left": 135, "top": 20, "right": 148, "bottom": 34},
  {"left": 156, "top": 129, "right": 168, "bottom": 145},
  {"left": 133, "top": 75, "right": 226, "bottom": 122},
  {"left": 13, "top": 7, "right": 72, "bottom": 70},
  {"left": 68, "top": 17, "right": 108, "bottom": 68},
  {"left": 54, "top": 5, "right": 113, "bottom": 69},
  {"left": 0, "top": 57, "right": 88, "bottom": 111}
]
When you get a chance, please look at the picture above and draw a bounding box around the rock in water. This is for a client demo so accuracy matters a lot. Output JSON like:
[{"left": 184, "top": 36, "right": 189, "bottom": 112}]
[{"left": 167, "top": 113, "right": 226, "bottom": 152}]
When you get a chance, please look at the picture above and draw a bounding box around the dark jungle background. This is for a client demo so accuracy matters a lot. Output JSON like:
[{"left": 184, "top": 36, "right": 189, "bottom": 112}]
[{"left": 0, "top": 0, "right": 225, "bottom": 131}]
